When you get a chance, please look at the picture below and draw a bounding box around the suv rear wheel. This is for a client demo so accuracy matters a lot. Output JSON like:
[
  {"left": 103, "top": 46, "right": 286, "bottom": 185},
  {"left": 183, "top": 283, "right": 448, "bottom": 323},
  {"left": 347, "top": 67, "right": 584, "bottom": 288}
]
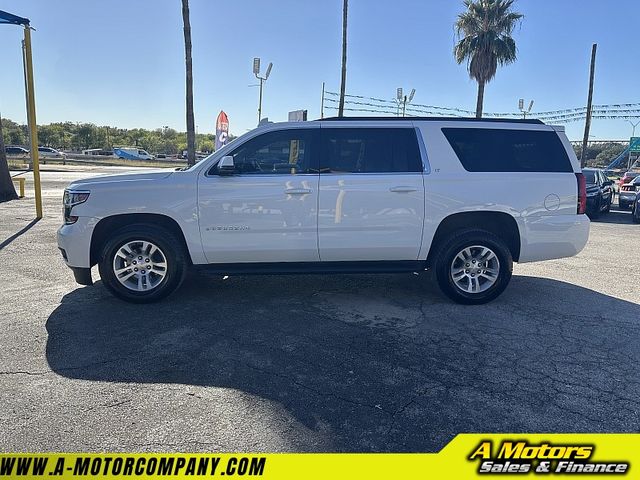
[
  {"left": 98, "top": 224, "right": 188, "bottom": 303},
  {"left": 433, "top": 229, "right": 513, "bottom": 305}
]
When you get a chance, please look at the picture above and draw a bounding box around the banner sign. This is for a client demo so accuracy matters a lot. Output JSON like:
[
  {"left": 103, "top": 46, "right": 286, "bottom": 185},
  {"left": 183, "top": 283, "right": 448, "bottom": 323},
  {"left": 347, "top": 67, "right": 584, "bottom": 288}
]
[
  {"left": 215, "top": 111, "right": 229, "bottom": 151},
  {"left": 0, "top": 434, "right": 637, "bottom": 479}
]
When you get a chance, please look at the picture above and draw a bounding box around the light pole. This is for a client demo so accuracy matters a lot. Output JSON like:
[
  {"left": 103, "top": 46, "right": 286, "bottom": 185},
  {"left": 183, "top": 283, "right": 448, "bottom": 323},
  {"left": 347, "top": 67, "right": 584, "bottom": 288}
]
[
  {"left": 626, "top": 120, "right": 640, "bottom": 170},
  {"left": 518, "top": 98, "right": 534, "bottom": 119},
  {"left": 253, "top": 57, "right": 273, "bottom": 125},
  {"left": 626, "top": 119, "right": 640, "bottom": 138},
  {"left": 395, "top": 88, "right": 415, "bottom": 117}
]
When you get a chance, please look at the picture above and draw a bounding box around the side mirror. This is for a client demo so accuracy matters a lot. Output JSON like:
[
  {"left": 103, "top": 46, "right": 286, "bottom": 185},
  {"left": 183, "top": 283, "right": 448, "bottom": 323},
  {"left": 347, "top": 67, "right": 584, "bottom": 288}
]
[{"left": 217, "top": 155, "right": 235, "bottom": 175}]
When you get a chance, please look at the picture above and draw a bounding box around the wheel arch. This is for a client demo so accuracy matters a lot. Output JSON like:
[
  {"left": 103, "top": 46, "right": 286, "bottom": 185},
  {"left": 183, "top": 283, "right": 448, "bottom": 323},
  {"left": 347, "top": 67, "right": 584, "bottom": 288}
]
[
  {"left": 90, "top": 213, "right": 192, "bottom": 266},
  {"left": 426, "top": 211, "right": 521, "bottom": 267}
]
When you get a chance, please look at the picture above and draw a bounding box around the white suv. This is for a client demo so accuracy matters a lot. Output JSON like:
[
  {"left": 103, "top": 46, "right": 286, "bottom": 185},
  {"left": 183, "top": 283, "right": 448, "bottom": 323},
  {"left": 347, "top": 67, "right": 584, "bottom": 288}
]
[{"left": 57, "top": 117, "right": 590, "bottom": 304}]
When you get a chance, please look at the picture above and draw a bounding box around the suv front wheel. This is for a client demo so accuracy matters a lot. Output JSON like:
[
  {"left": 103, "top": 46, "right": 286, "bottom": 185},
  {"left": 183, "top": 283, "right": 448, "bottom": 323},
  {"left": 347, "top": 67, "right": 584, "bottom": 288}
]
[
  {"left": 434, "top": 229, "right": 513, "bottom": 305},
  {"left": 98, "top": 224, "right": 188, "bottom": 303}
]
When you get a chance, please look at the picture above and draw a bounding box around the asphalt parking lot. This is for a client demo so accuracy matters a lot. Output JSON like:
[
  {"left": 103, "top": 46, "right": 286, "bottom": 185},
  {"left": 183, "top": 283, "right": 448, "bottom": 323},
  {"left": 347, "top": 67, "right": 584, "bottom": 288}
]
[{"left": 1, "top": 167, "right": 639, "bottom": 453}]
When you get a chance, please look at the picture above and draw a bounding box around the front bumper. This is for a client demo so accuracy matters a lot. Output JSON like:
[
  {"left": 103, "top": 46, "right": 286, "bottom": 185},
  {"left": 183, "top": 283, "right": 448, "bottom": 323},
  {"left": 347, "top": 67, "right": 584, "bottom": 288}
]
[{"left": 56, "top": 216, "right": 98, "bottom": 269}]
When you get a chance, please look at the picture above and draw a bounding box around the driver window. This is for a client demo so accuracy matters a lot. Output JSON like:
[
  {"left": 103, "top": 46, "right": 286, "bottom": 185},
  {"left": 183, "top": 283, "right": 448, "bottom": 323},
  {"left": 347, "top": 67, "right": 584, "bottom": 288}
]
[{"left": 218, "top": 129, "right": 315, "bottom": 175}]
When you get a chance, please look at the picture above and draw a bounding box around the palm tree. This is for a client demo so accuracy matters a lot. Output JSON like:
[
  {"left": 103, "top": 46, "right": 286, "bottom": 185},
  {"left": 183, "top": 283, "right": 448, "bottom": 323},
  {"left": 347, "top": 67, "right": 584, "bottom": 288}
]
[
  {"left": 181, "top": 0, "right": 196, "bottom": 166},
  {"left": 338, "top": 0, "right": 348, "bottom": 117},
  {"left": 454, "top": 0, "right": 523, "bottom": 118},
  {"left": 0, "top": 114, "right": 19, "bottom": 203}
]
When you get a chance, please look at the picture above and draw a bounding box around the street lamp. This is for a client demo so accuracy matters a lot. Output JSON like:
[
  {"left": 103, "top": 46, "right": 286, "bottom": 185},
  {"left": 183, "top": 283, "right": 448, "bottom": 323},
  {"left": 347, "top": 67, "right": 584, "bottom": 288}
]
[
  {"left": 626, "top": 120, "right": 640, "bottom": 170},
  {"left": 395, "top": 87, "right": 415, "bottom": 117},
  {"left": 253, "top": 57, "right": 273, "bottom": 125},
  {"left": 518, "top": 98, "right": 534, "bottom": 119}
]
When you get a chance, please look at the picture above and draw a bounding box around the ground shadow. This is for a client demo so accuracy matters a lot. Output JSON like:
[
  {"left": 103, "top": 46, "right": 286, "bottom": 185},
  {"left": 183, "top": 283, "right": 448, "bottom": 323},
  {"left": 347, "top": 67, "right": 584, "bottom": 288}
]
[
  {"left": 589, "top": 206, "right": 634, "bottom": 224},
  {"left": 0, "top": 218, "right": 40, "bottom": 251},
  {"left": 45, "top": 272, "right": 640, "bottom": 452}
]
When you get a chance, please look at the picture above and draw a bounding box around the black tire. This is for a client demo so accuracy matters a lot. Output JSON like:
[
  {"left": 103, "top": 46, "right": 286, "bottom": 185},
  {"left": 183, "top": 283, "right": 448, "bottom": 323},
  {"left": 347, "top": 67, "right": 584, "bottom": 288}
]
[
  {"left": 98, "top": 224, "right": 188, "bottom": 303},
  {"left": 433, "top": 229, "right": 513, "bottom": 305}
]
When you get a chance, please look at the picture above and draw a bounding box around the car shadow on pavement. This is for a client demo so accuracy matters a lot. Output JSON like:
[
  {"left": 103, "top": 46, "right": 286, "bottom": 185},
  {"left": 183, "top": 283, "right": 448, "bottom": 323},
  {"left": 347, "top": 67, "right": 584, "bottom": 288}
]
[
  {"left": 590, "top": 209, "right": 634, "bottom": 224},
  {"left": 45, "top": 272, "right": 640, "bottom": 452}
]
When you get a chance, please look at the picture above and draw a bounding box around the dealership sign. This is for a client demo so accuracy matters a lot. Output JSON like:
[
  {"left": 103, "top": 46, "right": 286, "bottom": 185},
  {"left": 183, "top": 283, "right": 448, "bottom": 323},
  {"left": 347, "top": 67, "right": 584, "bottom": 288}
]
[{"left": 215, "top": 111, "right": 229, "bottom": 151}]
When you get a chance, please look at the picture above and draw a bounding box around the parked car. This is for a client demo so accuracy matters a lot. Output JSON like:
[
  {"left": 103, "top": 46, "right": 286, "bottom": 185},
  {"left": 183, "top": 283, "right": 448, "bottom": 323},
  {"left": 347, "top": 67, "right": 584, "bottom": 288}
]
[
  {"left": 57, "top": 117, "right": 590, "bottom": 305},
  {"left": 632, "top": 190, "right": 640, "bottom": 224},
  {"left": 619, "top": 173, "right": 640, "bottom": 210},
  {"left": 38, "top": 146, "right": 66, "bottom": 160},
  {"left": 5, "top": 146, "right": 29, "bottom": 156},
  {"left": 582, "top": 168, "right": 613, "bottom": 217}
]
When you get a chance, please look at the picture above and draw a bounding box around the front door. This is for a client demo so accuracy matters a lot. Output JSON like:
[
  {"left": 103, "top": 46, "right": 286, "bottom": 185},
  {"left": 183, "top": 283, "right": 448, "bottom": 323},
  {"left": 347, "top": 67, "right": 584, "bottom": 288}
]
[
  {"left": 317, "top": 126, "right": 425, "bottom": 261},
  {"left": 198, "top": 127, "right": 320, "bottom": 263}
]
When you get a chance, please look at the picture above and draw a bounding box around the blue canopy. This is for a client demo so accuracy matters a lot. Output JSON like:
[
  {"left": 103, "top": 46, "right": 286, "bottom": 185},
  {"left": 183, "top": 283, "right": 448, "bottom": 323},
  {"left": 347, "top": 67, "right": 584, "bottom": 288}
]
[{"left": 0, "top": 10, "right": 29, "bottom": 26}]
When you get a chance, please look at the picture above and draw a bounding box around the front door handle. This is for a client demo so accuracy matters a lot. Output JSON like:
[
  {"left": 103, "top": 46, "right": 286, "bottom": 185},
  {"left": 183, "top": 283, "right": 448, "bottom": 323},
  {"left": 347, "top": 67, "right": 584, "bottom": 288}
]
[
  {"left": 389, "top": 186, "right": 418, "bottom": 193},
  {"left": 284, "top": 188, "right": 312, "bottom": 195}
]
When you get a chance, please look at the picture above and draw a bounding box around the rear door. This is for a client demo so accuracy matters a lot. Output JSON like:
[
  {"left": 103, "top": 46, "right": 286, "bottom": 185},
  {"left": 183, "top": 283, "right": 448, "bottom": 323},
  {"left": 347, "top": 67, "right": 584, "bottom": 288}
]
[{"left": 317, "top": 125, "right": 425, "bottom": 261}]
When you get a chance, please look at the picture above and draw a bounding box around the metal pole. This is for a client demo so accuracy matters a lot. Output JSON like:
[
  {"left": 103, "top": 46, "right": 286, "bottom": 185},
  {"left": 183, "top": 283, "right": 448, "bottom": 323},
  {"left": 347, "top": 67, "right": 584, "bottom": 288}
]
[
  {"left": 402, "top": 96, "right": 407, "bottom": 117},
  {"left": 627, "top": 121, "right": 639, "bottom": 170},
  {"left": 257, "top": 77, "right": 263, "bottom": 125},
  {"left": 320, "top": 82, "right": 325, "bottom": 119},
  {"left": 23, "top": 25, "right": 42, "bottom": 219},
  {"left": 580, "top": 43, "right": 597, "bottom": 168}
]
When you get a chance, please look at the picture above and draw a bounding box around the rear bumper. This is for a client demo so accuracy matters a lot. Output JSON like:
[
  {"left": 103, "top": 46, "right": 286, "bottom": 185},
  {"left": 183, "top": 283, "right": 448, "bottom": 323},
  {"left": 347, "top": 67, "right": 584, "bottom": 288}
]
[
  {"left": 618, "top": 192, "right": 636, "bottom": 206},
  {"left": 518, "top": 214, "right": 590, "bottom": 263}
]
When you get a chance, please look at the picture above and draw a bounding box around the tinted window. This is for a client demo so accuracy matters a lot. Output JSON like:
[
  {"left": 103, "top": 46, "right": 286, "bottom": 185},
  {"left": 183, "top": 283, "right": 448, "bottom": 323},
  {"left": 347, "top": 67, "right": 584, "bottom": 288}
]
[
  {"left": 212, "top": 129, "right": 316, "bottom": 175},
  {"left": 583, "top": 170, "right": 596, "bottom": 184},
  {"left": 442, "top": 128, "right": 573, "bottom": 173},
  {"left": 321, "top": 128, "right": 422, "bottom": 173}
]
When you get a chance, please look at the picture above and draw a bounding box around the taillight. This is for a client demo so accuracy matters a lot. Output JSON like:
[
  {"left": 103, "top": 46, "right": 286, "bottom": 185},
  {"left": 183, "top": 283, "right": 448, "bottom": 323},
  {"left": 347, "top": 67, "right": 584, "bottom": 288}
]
[{"left": 576, "top": 173, "right": 587, "bottom": 214}]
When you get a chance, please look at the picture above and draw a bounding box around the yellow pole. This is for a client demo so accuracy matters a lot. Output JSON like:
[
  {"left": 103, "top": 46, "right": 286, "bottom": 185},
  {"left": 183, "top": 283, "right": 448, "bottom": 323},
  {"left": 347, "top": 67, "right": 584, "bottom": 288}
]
[{"left": 23, "top": 25, "right": 42, "bottom": 218}]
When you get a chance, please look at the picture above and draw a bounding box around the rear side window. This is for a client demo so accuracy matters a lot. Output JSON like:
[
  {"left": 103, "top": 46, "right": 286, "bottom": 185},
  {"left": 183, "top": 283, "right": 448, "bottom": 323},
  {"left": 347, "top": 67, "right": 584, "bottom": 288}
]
[
  {"left": 442, "top": 128, "right": 573, "bottom": 173},
  {"left": 321, "top": 128, "right": 422, "bottom": 173}
]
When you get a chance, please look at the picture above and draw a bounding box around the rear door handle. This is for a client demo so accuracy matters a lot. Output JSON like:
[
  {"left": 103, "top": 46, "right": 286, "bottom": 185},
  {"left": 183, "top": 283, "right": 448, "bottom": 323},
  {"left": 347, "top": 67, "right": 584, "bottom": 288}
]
[
  {"left": 389, "top": 186, "right": 418, "bottom": 193},
  {"left": 284, "top": 188, "right": 312, "bottom": 195}
]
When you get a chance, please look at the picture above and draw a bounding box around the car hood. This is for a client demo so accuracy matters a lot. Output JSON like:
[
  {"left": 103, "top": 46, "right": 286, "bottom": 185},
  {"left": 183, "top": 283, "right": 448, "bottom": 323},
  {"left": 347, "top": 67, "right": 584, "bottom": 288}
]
[{"left": 67, "top": 169, "right": 174, "bottom": 190}]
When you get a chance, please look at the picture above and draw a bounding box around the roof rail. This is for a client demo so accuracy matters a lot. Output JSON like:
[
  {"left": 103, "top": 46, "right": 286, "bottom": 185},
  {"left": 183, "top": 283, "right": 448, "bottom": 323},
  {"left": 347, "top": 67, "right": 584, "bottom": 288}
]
[{"left": 318, "top": 116, "right": 545, "bottom": 125}]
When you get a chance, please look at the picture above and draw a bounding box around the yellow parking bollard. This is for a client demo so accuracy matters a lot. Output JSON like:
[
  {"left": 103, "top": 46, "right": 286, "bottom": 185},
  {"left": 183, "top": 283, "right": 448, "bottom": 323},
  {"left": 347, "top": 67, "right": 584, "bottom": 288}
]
[{"left": 11, "top": 177, "right": 25, "bottom": 198}]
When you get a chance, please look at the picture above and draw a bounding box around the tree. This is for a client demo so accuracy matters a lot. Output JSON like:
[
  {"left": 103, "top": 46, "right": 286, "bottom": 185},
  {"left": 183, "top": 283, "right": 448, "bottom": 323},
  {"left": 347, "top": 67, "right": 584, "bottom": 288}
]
[
  {"left": 454, "top": 0, "right": 523, "bottom": 118},
  {"left": 0, "top": 115, "right": 19, "bottom": 203},
  {"left": 338, "top": 0, "right": 348, "bottom": 117},
  {"left": 181, "top": 0, "right": 196, "bottom": 166}
]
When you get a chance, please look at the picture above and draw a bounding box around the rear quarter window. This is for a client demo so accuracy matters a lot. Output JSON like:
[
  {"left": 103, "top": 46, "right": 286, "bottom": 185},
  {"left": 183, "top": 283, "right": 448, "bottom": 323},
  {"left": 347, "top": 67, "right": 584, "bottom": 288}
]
[{"left": 442, "top": 128, "right": 573, "bottom": 173}]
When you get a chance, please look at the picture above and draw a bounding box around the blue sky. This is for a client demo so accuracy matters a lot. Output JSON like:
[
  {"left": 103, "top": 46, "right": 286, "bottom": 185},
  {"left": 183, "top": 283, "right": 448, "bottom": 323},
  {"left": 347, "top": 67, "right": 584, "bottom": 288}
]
[{"left": 0, "top": 0, "right": 639, "bottom": 140}]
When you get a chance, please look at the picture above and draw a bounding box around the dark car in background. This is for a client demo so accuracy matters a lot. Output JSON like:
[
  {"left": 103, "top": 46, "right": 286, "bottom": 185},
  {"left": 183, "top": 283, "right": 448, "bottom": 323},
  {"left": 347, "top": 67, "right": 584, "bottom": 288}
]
[
  {"left": 583, "top": 168, "right": 613, "bottom": 217},
  {"left": 5, "top": 146, "right": 29, "bottom": 156},
  {"left": 621, "top": 176, "right": 640, "bottom": 222}
]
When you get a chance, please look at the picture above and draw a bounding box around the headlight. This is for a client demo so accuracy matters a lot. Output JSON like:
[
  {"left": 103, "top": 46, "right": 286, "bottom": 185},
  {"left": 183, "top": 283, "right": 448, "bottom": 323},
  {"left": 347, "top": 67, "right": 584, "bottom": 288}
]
[{"left": 63, "top": 190, "right": 90, "bottom": 224}]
